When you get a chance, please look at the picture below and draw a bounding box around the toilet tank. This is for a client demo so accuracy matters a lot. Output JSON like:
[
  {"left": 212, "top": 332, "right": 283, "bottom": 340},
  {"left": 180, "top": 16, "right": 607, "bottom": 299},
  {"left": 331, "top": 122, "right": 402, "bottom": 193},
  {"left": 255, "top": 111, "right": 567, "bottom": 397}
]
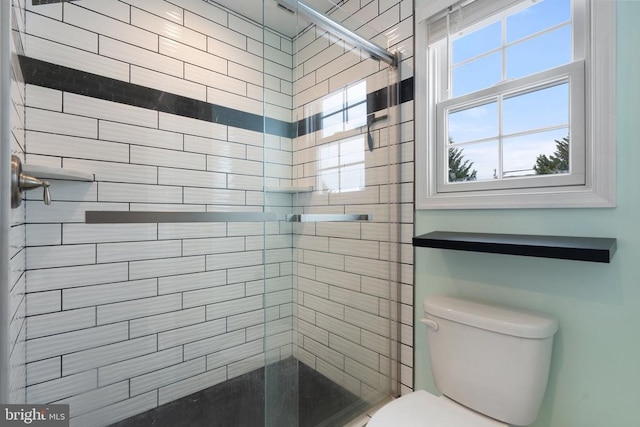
[{"left": 423, "top": 296, "right": 558, "bottom": 426}]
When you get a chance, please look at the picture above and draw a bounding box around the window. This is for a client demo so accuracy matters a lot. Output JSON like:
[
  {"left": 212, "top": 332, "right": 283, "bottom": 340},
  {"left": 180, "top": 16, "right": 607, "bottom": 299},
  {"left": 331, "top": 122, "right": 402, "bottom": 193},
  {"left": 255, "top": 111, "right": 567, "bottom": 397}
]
[
  {"left": 321, "top": 81, "right": 367, "bottom": 138},
  {"left": 415, "top": 0, "right": 616, "bottom": 209},
  {"left": 316, "top": 81, "right": 368, "bottom": 193}
]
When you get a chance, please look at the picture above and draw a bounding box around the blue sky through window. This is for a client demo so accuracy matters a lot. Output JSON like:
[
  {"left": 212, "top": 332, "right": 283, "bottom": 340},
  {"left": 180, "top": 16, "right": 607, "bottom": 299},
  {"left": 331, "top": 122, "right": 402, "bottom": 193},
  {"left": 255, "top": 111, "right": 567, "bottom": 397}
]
[
  {"left": 447, "top": 0, "right": 573, "bottom": 181},
  {"left": 503, "top": 82, "right": 569, "bottom": 135},
  {"left": 507, "top": 26, "right": 572, "bottom": 79},
  {"left": 452, "top": 21, "right": 501, "bottom": 64},
  {"left": 448, "top": 101, "right": 498, "bottom": 142},
  {"left": 507, "top": 0, "right": 571, "bottom": 42}
]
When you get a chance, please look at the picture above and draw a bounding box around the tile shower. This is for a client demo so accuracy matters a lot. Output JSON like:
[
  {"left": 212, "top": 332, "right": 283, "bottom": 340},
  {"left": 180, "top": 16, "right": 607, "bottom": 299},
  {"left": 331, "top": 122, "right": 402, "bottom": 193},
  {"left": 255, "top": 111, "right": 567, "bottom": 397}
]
[{"left": 1, "top": 0, "right": 415, "bottom": 425}]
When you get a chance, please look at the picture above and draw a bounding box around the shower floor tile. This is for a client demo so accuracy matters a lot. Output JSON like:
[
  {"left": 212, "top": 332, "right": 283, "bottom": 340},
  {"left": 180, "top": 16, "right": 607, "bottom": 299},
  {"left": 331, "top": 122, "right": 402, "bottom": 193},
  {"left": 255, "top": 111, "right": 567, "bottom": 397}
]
[{"left": 109, "top": 359, "right": 364, "bottom": 427}]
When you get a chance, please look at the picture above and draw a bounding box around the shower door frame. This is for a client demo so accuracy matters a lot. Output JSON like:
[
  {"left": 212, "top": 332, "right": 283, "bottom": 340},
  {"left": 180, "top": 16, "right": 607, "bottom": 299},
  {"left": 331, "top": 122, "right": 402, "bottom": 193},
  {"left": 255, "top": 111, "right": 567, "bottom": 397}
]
[{"left": 0, "top": 0, "right": 13, "bottom": 404}]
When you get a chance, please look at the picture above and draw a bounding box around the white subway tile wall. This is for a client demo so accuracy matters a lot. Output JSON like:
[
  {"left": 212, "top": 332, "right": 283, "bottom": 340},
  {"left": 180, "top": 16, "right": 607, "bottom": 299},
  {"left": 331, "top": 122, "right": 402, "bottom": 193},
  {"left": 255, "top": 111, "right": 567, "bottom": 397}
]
[
  {"left": 19, "top": 0, "right": 415, "bottom": 425},
  {"left": 8, "top": 0, "right": 27, "bottom": 405}
]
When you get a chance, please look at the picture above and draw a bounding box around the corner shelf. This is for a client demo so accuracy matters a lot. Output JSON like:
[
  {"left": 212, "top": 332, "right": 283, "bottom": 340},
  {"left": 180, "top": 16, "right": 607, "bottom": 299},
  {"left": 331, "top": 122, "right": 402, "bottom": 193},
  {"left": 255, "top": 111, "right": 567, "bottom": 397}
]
[
  {"left": 264, "top": 186, "right": 313, "bottom": 193},
  {"left": 412, "top": 231, "right": 617, "bottom": 263},
  {"left": 22, "top": 164, "right": 94, "bottom": 182}
]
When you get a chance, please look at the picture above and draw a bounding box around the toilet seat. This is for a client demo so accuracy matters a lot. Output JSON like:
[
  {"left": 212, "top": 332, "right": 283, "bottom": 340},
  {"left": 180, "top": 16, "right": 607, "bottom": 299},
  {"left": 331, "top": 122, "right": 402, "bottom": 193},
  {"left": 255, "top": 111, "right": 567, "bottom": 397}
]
[{"left": 367, "top": 391, "right": 508, "bottom": 427}]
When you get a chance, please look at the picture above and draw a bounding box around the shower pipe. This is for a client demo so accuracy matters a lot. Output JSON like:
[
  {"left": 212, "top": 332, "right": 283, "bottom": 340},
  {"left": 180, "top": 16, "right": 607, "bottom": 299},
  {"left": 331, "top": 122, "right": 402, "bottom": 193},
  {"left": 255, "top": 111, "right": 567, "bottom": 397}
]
[{"left": 276, "top": 0, "right": 398, "bottom": 68}]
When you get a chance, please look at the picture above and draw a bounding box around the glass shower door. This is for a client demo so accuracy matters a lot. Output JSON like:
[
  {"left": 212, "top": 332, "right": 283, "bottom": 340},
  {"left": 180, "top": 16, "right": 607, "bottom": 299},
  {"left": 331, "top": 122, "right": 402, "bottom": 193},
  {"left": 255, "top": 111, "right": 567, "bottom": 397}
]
[
  {"left": 264, "top": 0, "right": 401, "bottom": 424},
  {"left": 18, "top": 1, "right": 277, "bottom": 425}
]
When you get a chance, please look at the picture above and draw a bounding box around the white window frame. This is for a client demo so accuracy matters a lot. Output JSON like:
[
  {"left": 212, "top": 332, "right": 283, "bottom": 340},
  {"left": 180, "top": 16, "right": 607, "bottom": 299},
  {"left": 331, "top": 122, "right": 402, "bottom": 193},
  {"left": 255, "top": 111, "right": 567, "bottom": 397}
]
[{"left": 415, "top": 0, "right": 616, "bottom": 209}]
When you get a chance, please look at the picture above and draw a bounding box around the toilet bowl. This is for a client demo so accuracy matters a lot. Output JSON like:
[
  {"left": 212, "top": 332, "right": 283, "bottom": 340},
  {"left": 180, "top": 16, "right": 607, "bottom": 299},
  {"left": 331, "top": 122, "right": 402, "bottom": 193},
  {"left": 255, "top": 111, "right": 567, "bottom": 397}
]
[
  {"left": 368, "top": 296, "right": 558, "bottom": 427},
  {"left": 367, "top": 390, "right": 507, "bottom": 427}
]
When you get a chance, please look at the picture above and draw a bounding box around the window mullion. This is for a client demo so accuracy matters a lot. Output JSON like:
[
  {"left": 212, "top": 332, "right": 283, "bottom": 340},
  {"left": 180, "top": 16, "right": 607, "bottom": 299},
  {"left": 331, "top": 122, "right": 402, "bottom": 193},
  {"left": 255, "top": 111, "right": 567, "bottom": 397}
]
[
  {"left": 498, "top": 15, "right": 506, "bottom": 181},
  {"left": 501, "top": 15, "right": 507, "bottom": 81},
  {"left": 572, "top": 0, "right": 587, "bottom": 60},
  {"left": 498, "top": 94, "right": 504, "bottom": 180},
  {"left": 446, "top": 14, "right": 453, "bottom": 99}
]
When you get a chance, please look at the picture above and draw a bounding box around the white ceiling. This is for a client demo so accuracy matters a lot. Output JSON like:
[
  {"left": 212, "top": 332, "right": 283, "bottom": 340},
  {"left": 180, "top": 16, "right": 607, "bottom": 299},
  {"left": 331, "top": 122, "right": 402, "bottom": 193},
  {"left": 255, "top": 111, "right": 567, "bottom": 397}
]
[{"left": 212, "top": 0, "right": 335, "bottom": 38}]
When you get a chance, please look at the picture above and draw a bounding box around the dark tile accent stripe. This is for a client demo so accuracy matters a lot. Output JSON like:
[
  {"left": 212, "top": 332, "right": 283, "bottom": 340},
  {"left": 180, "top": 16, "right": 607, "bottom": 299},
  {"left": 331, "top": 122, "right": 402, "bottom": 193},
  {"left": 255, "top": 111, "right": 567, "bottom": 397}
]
[
  {"left": 31, "top": 0, "right": 77, "bottom": 5},
  {"left": 19, "top": 56, "right": 414, "bottom": 139},
  {"left": 400, "top": 76, "right": 415, "bottom": 104},
  {"left": 19, "top": 56, "right": 295, "bottom": 138}
]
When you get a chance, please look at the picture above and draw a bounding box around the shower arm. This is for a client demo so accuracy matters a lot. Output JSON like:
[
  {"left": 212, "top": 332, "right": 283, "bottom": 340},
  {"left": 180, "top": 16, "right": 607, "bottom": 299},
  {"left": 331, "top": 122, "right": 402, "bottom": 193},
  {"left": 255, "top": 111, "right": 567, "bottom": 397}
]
[{"left": 10, "top": 155, "right": 51, "bottom": 208}]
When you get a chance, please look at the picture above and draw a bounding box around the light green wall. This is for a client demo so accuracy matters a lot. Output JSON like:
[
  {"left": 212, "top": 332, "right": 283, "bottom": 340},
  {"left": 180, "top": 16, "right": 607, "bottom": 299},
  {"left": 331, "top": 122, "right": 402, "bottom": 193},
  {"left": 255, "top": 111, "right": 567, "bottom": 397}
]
[{"left": 413, "top": 2, "right": 640, "bottom": 426}]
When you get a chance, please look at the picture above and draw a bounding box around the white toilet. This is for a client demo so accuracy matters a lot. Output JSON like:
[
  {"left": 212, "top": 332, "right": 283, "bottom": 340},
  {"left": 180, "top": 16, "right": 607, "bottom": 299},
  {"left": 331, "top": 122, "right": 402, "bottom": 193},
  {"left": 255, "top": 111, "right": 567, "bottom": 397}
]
[{"left": 369, "top": 296, "right": 558, "bottom": 427}]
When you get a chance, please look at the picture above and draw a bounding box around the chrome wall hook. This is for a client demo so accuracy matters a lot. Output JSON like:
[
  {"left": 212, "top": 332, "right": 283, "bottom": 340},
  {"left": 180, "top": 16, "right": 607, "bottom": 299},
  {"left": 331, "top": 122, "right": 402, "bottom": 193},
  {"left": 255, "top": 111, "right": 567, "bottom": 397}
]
[{"left": 11, "top": 155, "right": 51, "bottom": 208}]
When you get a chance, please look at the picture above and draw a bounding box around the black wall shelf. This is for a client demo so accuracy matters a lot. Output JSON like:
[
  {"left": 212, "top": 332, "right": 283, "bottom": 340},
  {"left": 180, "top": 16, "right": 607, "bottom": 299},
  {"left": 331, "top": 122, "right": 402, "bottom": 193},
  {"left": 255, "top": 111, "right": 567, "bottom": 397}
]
[{"left": 413, "top": 231, "right": 617, "bottom": 263}]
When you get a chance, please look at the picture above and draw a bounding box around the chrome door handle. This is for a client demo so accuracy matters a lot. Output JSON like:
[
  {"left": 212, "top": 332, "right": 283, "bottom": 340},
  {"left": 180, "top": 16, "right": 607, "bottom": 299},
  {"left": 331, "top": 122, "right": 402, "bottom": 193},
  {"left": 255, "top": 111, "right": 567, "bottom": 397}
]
[
  {"left": 85, "top": 211, "right": 279, "bottom": 224},
  {"left": 285, "top": 214, "right": 372, "bottom": 222}
]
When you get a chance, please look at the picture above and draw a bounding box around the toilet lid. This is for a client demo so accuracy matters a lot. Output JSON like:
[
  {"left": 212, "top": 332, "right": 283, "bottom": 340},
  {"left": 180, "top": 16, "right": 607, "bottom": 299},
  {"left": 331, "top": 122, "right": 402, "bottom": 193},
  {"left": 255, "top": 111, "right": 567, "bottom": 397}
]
[{"left": 367, "top": 391, "right": 508, "bottom": 427}]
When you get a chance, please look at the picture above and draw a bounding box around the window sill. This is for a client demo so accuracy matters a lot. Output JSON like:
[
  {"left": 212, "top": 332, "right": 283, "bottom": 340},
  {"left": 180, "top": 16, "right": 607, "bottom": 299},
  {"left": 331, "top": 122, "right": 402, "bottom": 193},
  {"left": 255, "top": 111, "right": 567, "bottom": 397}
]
[{"left": 412, "top": 231, "right": 617, "bottom": 263}]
